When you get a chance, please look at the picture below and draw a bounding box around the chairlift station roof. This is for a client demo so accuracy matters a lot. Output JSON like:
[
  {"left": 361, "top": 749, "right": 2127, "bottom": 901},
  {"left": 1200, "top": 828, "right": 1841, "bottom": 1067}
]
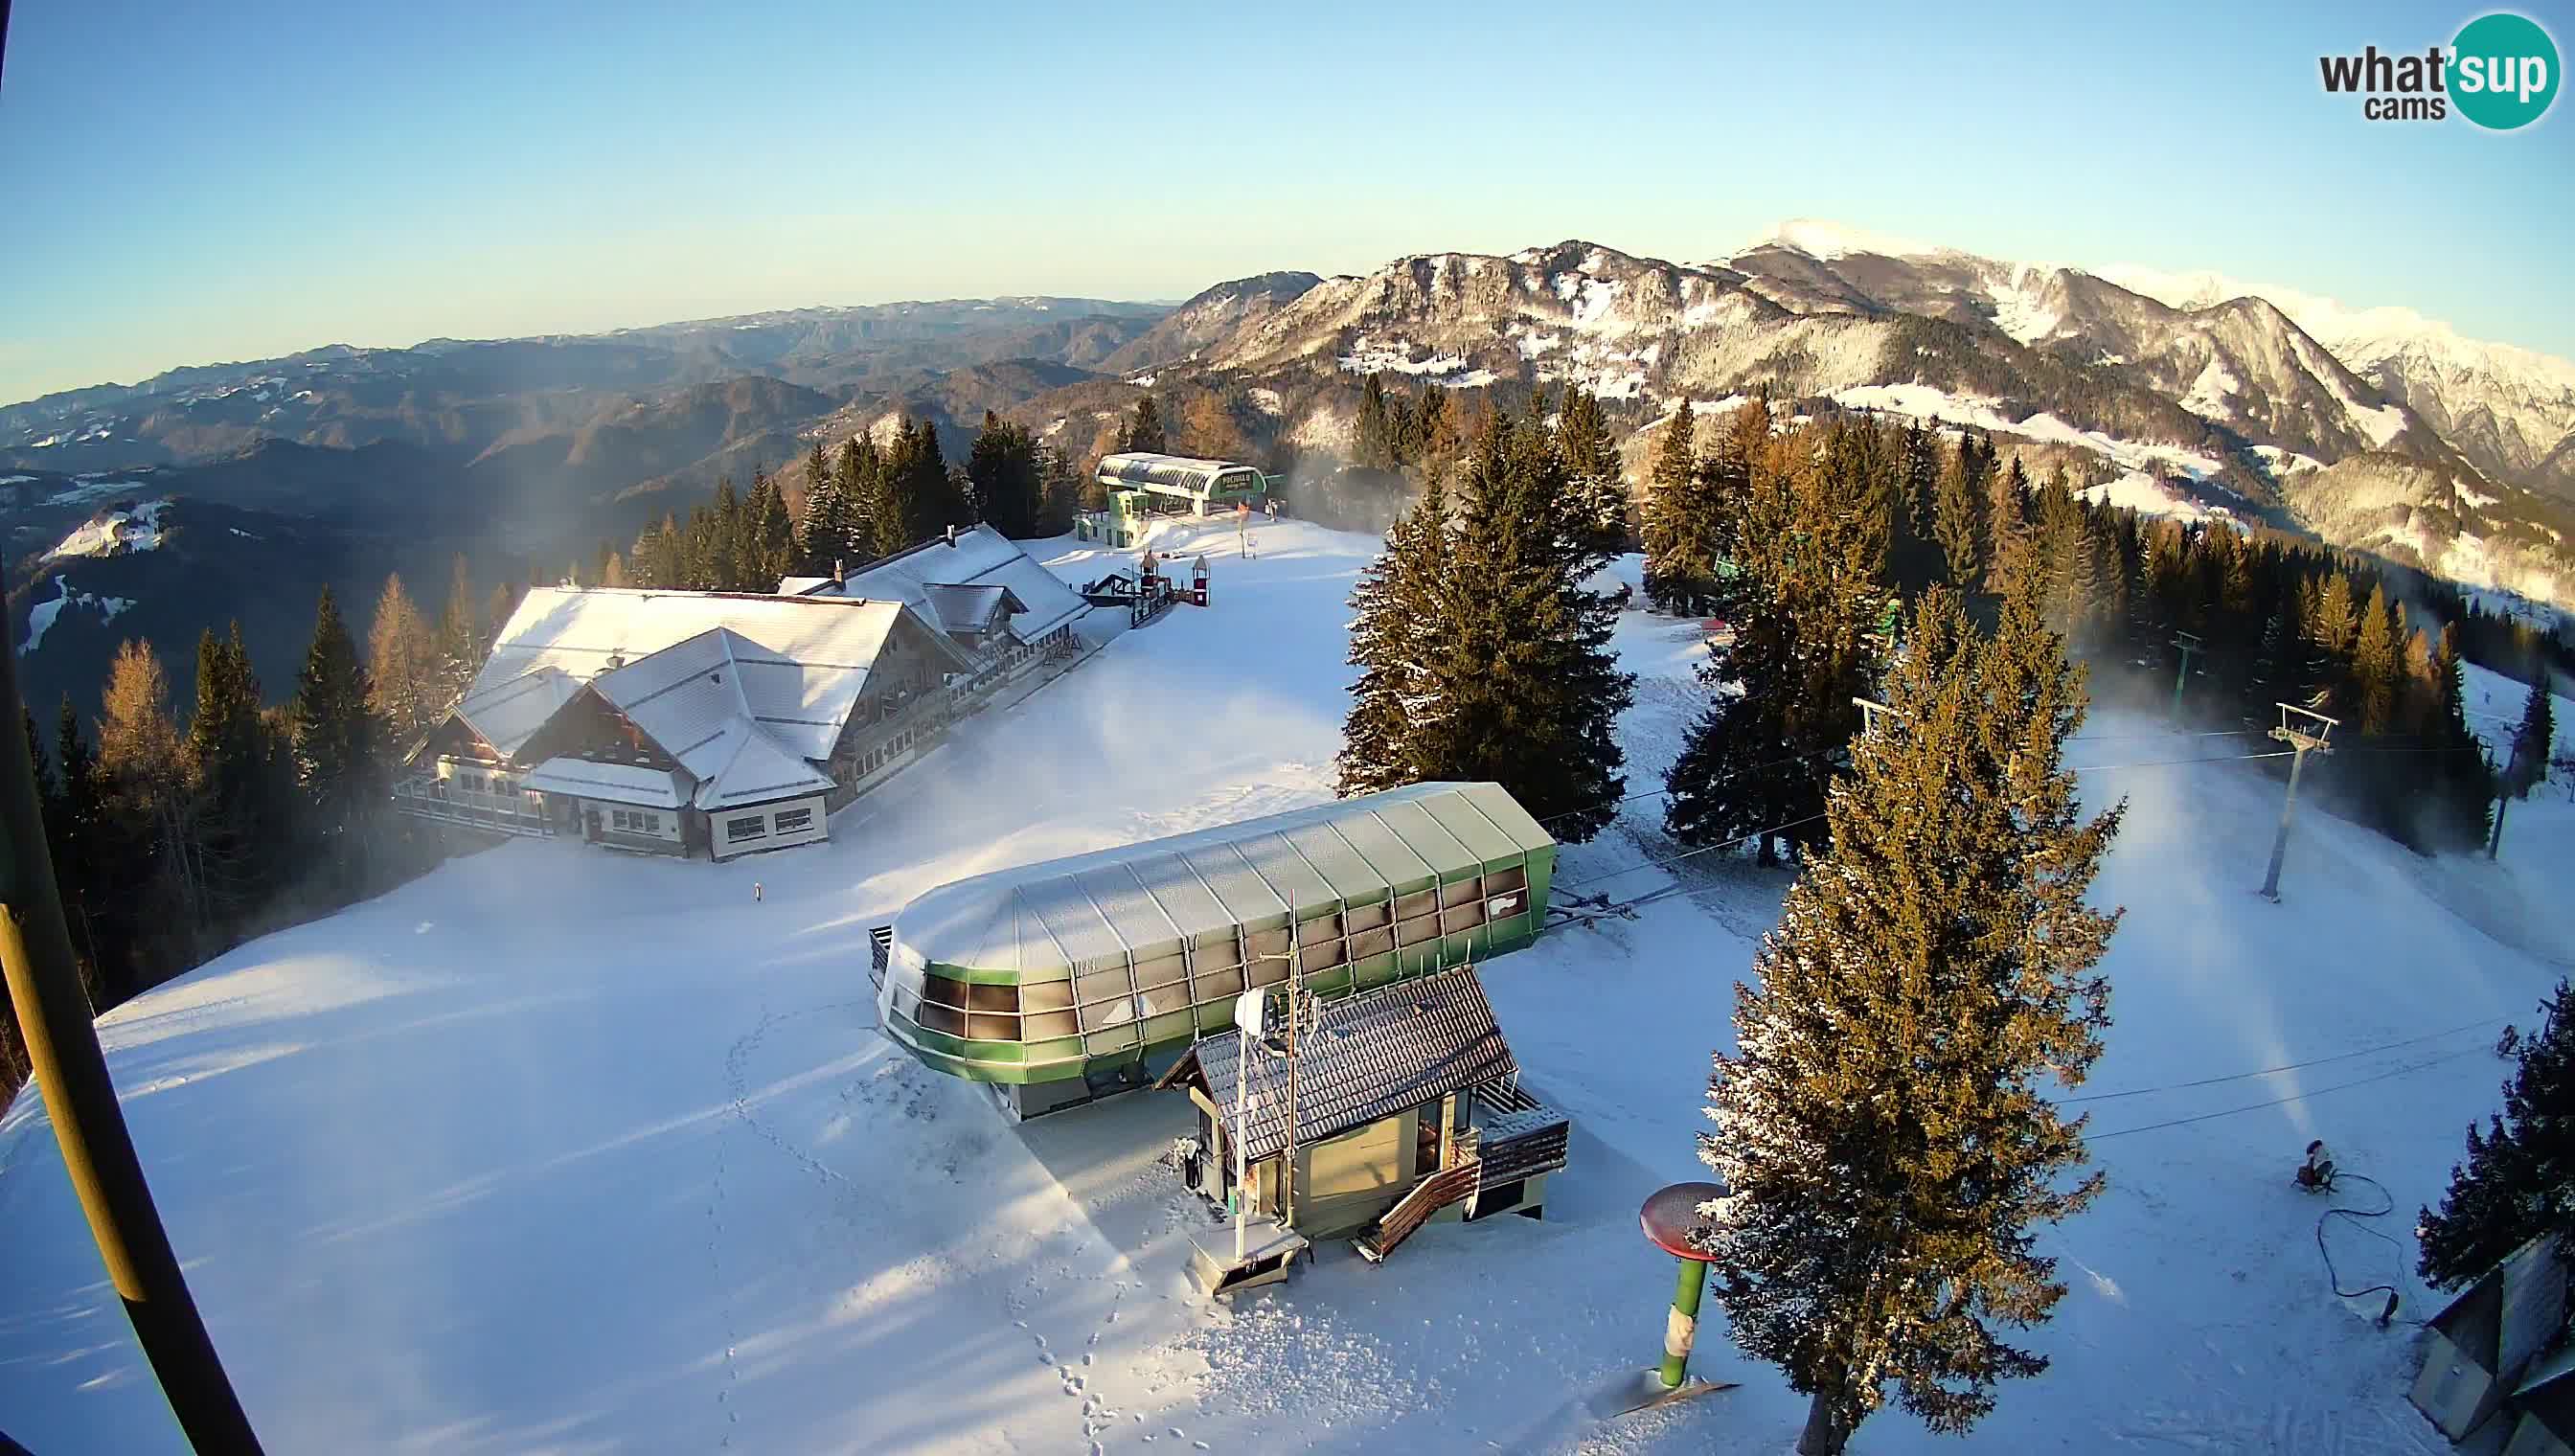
[
  {"left": 890, "top": 782, "right": 1550, "bottom": 980},
  {"left": 876, "top": 782, "right": 1558, "bottom": 1089}
]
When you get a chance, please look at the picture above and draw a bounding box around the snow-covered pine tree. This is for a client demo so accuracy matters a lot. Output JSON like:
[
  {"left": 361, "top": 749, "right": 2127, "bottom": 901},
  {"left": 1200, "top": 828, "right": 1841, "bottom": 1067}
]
[
  {"left": 2418, "top": 980, "right": 2572, "bottom": 1288},
  {"left": 1334, "top": 474, "right": 1449, "bottom": 798},
  {"left": 1697, "top": 584, "right": 2123, "bottom": 1456},
  {"left": 1411, "top": 410, "right": 1633, "bottom": 841},
  {"left": 1556, "top": 386, "right": 1629, "bottom": 567}
]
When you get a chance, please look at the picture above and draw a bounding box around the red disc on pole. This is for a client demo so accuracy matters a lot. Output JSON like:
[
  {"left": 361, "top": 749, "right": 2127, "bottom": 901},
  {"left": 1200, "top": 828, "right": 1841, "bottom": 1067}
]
[{"left": 1640, "top": 1181, "right": 1724, "bottom": 1260}]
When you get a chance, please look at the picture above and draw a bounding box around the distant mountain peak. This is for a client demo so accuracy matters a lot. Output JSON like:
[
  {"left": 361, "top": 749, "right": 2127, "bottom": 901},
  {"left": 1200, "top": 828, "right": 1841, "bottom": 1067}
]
[{"left": 1740, "top": 217, "right": 1949, "bottom": 263}]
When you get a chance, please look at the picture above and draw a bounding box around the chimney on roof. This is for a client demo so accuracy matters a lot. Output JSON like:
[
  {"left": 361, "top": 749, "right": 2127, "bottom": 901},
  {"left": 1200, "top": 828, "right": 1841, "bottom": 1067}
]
[{"left": 945, "top": 525, "right": 959, "bottom": 548}]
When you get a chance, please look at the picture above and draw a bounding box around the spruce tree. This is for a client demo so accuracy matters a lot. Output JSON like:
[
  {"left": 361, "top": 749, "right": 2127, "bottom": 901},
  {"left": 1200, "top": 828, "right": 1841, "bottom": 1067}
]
[
  {"left": 1335, "top": 475, "right": 1449, "bottom": 797},
  {"left": 968, "top": 410, "right": 1043, "bottom": 538},
  {"left": 1346, "top": 411, "right": 1632, "bottom": 838},
  {"left": 2418, "top": 981, "right": 2572, "bottom": 1288},
  {"left": 437, "top": 556, "right": 484, "bottom": 699},
  {"left": 1430, "top": 412, "right": 1632, "bottom": 838},
  {"left": 2509, "top": 674, "right": 2557, "bottom": 799},
  {"left": 2348, "top": 583, "right": 2400, "bottom": 736},
  {"left": 744, "top": 471, "right": 798, "bottom": 589},
  {"left": 1353, "top": 375, "right": 1398, "bottom": 473},
  {"left": 191, "top": 624, "right": 285, "bottom": 922},
  {"left": 1697, "top": 585, "right": 2122, "bottom": 1456},
  {"left": 292, "top": 586, "right": 383, "bottom": 879},
  {"left": 1666, "top": 418, "right": 1891, "bottom": 865},
  {"left": 1556, "top": 386, "right": 1629, "bottom": 566},
  {"left": 2432, "top": 625, "right": 2497, "bottom": 848},
  {"left": 1640, "top": 402, "right": 1705, "bottom": 613},
  {"left": 1984, "top": 458, "right": 2034, "bottom": 601},
  {"left": 1930, "top": 435, "right": 1985, "bottom": 592},
  {"left": 1120, "top": 395, "right": 1167, "bottom": 455}
]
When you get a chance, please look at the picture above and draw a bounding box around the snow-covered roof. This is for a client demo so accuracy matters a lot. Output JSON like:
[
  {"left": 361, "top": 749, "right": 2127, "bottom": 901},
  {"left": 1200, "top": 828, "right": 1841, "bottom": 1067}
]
[
  {"left": 451, "top": 667, "right": 581, "bottom": 760},
  {"left": 1181, "top": 966, "right": 1518, "bottom": 1164},
  {"left": 886, "top": 782, "right": 1551, "bottom": 979},
  {"left": 922, "top": 581, "right": 1017, "bottom": 636},
  {"left": 588, "top": 628, "right": 837, "bottom": 809},
  {"left": 520, "top": 757, "right": 687, "bottom": 808},
  {"left": 470, "top": 586, "right": 962, "bottom": 761},
  {"left": 786, "top": 525, "right": 1087, "bottom": 647}
]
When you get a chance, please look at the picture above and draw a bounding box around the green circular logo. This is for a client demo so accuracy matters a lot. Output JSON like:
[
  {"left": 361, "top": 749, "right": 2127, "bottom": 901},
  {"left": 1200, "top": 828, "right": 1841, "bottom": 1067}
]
[{"left": 2452, "top": 12, "right": 2560, "bottom": 129}]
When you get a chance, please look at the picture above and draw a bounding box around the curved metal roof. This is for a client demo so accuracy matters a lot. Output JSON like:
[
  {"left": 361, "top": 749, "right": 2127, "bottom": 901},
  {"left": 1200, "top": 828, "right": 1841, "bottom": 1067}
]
[
  {"left": 1096, "top": 452, "right": 1265, "bottom": 495},
  {"left": 887, "top": 782, "right": 1550, "bottom": 980}
]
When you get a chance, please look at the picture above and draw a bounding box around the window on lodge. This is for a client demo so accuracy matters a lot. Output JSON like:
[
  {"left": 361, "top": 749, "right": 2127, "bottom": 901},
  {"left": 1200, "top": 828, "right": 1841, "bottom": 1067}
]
[
  {"left": 725, "top": 813, "right": 766, "bottom": 841},
  {"left": 773, "top": 807, "right": 813, "bottom": 834},
  {"left": 609, "top": 808, "right": 662, "bottom": 834},
  {"left": 909, "top": 973, "right": 1022, "bottom": 1040}
]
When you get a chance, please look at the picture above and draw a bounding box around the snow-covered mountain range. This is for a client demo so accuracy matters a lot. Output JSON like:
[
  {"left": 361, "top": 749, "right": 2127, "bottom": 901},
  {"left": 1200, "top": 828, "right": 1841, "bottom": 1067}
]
[{"left": 1135, "top": 219, "right": 2575, "bottom": 609}]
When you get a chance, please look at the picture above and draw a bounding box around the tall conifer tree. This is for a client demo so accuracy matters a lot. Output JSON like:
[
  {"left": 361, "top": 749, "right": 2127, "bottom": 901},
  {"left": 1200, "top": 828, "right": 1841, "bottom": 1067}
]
[
  {"left": 2418, "top": 981, "right": 2572, "bottom": 1288},
  {"left": 1698, "top": 586, "right": 2122, "bottom": 1456}
]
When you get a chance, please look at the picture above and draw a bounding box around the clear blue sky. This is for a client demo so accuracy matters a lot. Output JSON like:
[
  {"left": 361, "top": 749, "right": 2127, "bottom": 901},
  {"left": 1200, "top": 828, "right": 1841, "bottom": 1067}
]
[{"left": 1, "top": 0, "right": 2568, "bottom": 405}]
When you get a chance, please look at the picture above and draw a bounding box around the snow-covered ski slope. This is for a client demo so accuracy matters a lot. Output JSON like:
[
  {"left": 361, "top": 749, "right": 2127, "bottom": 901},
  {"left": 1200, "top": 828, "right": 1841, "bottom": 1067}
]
[{"left": 4, "top": 517, "right": 2569, "bottom": 1455}]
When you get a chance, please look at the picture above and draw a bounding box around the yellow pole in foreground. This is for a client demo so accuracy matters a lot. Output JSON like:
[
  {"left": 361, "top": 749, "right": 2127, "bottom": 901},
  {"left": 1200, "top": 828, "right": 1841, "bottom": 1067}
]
[{"left": 0, "top": 620, "right": 265, "bottom": 1453}]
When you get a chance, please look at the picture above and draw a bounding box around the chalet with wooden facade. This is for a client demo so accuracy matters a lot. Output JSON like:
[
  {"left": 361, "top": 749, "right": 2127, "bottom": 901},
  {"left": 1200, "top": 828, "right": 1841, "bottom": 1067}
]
[
  {"left": 397, "top": 555, "right": 1086, "bottom": 859},
  {"left": 1156, "top": 965, "right": 1571, "bottom": 1263}
]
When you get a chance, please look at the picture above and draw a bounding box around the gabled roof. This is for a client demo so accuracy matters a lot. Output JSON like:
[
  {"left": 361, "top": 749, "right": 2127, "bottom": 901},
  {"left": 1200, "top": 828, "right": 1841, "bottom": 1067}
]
[
  {"left": 520, "top": 757, "right": 687, "bottom": 808},
  {"left": 589, "top": 628, "right": 836, "bottom": 809},
  {"left": 922, "top": 581, "right": 1020, "bottom": 636},
  {"left": 471, "top": 586, "right": 972, "bottom": 762},
  {"left": 1165, "top": 965, "right": 1518, "bottom": 1165},
  {"left": 450, "top": 667, "right": 582, "bottom": 760},
  {"left": 888, "top": 782, "right": 1551, "bottom": 978},
  {"left": 788, "top": 525, "right": 1089, "bottom": 647}
]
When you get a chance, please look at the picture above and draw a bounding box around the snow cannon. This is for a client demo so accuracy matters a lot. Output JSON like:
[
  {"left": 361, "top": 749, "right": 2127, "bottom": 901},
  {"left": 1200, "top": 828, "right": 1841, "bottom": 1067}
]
[{"left": 1585, "top": 1182, "right": 1740, "bottom": 1419}]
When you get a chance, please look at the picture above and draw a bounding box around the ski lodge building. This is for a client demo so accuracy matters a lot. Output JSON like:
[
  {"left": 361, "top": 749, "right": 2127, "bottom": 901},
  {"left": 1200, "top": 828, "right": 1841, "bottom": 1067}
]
[{"left": 395, "top": 527, "right": 1089, "bottom": 861}]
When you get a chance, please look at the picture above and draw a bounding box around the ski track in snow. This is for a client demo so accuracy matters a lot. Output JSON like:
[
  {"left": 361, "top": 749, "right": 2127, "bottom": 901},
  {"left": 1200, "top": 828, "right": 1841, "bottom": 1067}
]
[{"left": 0, "top": 517, "right": 2565, "bottom": 1456}]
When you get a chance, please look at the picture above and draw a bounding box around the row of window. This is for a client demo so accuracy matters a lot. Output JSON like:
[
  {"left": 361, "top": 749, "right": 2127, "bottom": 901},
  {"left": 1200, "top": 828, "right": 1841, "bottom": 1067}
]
[
  {"left": 722, "top": 805, "right": 818, "bottom": 844},
  {"left": 449, "top": 770, "right": 517, "bottom": 795},
  {"left": 899, "top": 865, "right": 1532, "bottom": 1045},
  {"left": 609, "top": 808, "right": 664, "bottom": 834}
]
